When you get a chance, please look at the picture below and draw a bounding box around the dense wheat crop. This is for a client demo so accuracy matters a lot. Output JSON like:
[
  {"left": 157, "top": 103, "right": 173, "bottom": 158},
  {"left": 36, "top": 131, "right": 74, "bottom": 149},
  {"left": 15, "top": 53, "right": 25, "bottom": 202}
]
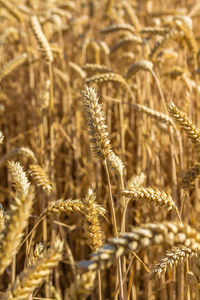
[{"left": 0, "top": 0, "right": 200, "bottom": 299}]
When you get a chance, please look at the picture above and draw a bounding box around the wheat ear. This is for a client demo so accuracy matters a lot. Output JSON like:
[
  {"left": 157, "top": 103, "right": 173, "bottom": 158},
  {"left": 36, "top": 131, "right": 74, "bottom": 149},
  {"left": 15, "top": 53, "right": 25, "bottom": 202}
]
[
  {"left": 0, "top": 162, "right": 32, "bottom": 275},
  {"left": 121, "top": 187, "right": 177, "bottom": 211},
  {"left": 30, "top": 15, "right": 53, "bottom": 63},
  {"left": 29, "top": 164, "right": 52, "bottom": 193},
  {"left": 79, "top": 222, "right": 200, "bottom": 271},
  {"left": 168, "top": 101, "right": 200, "bottom": 153},
  {"left": 149, "top": 247, "right": 197, "bottom": 278},
  {"left": 82, "top": 188, "right": 103, "bottom": 253},
  {"left": 81, "top": 86, "right": 112, "bottom": 160},
  {"left": 0, "top": 53, "right": 27, "bottom": 83},
  {"left": 3, "top": 239, "right": 63, "bottom": 300}
]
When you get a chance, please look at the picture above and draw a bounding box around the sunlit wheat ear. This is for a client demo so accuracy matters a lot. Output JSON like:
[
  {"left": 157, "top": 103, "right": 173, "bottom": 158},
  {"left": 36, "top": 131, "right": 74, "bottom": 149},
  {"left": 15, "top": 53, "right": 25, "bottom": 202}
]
[
  {"left": 0, "top": 163, "right": 32, "bottom": 275},
  {"left": 81, "top": 86, "right": 112, "bottom": 160},
  {"left": 149, "top": 247, "right": 197, "bottom": 279},
  {"left": 3, "top": 239, "right": 63, "bottom": 300},
  {"left": 8, "top": 161, "right": 30, "bottom": 197},
  {"left": 0, "top": 147, "right": 36, "bottom": 167},
  {"left": 29, "top": 164, "right": 52, "bottom": 193},
  {"left": 0, "top": 0, "right": 23, "bottom": 22},
  {"left": 30, "top": 242, "right": 44, "bottom": 265},
  {"left": 0, "top": 53, "right": 27, "bottom": 83},
  {"left": 121, "top": 187, "right": 176, "bottom": 211},
  {"left": 181, "top": 163, "right": 200, "bottom": 189},
  {"left": 125, "top": 60, "right": 153, "bottom": 78},
  {"left": 30, "top": 15, "right": 53, "bottom": 63},
  {"left": 168, "top": 101, "right": 200, "bottom": 153},
  {"left": 43, "top": 198, "right": 106, "bottom": 218},
  {"left": 79, "top": 222, "right": 200, "bottom": 271},
  {"left": 82, "top": 188, "right": 103, "bottom": 253}
]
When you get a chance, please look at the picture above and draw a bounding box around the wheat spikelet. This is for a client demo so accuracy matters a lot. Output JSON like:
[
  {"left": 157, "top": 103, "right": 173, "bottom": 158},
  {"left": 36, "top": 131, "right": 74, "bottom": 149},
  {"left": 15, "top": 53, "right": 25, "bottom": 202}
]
[
  {"left": 0, "top": 165, "right": 32, "bottom": 275},
  {"left": 110, "top": 36, "right": 142, "bottom": 54},
  {"left": 181, "top": 163, "right": 200, "bottom": 189},
  {"left": 121, "top": 187, "right": 176, "bottom": 211},
  {"left": 81, "top": 86, "right": 112, "bottom": 160},
  {"left": 149, "top": 247, "right": 197, "bottom": 278},
  {"left": 29, "top": 164, "right": 52, "bottom": 193},
  {"left": 3, "top": 239, "right": 63, "bottom": 300},
  {"left": 83, "top": 64, "right": 112, "bottom": 73},
  {"left": 125, "top": 60, "right": 153, "bottom": 78},
  {"left": 79, "top": 222, "right": 200, "bottom": 271},
  {"left": 30, "top": 15, "right": 53, "bottom": 63},
  {"left": 101, "top": 24, "right": 136, "bottom": 35},
  {"left": 141, "top": 27, "right": 169, "bottom": 35},
  {"left": 0, "top": 0, "right": 23, "bottom": 23},
  {"left": 0, "top": 147, "right": 36, "bottom": 167},
  {"left": 168, "top": 101, "right": 200, "bottom": 153},
  {"left": 30, "top": 242, "right": 44, "bottom": 265},
  {"left": 0, "top": 53, "right": 27, "bottom": 83},
  {"left": 107, "top": 151, "right": 124, "bottom": 177},
  {"left": 82, "top": 188, "right": 103, "bottom": 252},
  {"left": 8, "top": 161, "right": 30, "bottom": 197}
]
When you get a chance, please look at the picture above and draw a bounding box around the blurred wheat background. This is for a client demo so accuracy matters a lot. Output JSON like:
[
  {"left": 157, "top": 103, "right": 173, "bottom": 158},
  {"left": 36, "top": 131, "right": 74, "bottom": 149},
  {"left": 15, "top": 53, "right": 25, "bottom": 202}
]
[{"left": 1, "top": 0, "right": 200, "bottom": 299}]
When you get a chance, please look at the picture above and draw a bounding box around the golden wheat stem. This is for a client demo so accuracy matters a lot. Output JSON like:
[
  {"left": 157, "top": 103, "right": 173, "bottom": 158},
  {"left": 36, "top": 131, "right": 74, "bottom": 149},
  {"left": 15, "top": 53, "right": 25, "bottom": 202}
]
[{"left": 103, "top": 159, "right": 124, "bottom": 300}]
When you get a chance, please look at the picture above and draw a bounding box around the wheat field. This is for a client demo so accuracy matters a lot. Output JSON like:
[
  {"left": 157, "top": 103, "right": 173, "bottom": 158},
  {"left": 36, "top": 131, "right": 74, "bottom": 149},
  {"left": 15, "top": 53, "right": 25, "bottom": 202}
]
[{"left": 0, "top": 0, "right": 200, "bottom": 299}]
